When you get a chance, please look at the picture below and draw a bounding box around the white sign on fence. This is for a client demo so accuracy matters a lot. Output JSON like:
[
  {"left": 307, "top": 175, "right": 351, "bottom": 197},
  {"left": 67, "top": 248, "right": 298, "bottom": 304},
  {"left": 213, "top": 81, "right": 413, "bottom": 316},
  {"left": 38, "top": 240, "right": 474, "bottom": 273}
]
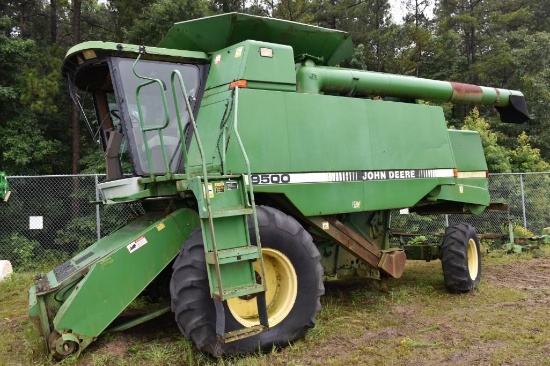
[{"left": 29, "top": 216, "right": 43, "bottom": 230}]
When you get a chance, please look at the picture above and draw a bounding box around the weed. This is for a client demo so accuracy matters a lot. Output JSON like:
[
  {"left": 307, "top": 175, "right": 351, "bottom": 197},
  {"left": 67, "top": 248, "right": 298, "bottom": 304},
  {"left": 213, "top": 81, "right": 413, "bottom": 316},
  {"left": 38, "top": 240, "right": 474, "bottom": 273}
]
[{"left": 400, "top": 337, "right": 439, "bottom": 348}]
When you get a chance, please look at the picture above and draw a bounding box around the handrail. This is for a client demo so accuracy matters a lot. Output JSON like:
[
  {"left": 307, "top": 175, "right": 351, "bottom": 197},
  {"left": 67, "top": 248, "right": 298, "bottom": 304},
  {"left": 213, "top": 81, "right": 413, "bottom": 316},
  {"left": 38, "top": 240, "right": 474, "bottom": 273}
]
[
  {"left": 232, "top": 87, "right": 266, "bottom": 292},
  {"left": 170, "top": 71, "right": 199, "bottom": 181},
  {"left": 170, "top": 69, "right": 224, "bottom": 299},
  {"left": 131, "top": 54, "right": 172, "bottom": 178}
]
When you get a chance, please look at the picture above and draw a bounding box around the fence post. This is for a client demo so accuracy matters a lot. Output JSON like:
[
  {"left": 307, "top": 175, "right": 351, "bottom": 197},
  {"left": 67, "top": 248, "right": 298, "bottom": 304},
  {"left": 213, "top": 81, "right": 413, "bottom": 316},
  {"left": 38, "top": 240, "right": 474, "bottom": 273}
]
[
  {"left": 519, "top": 173, "right": 527, "bottom": 229},
  {"left": 95, "top": 174, "right": 101, "bottom": 240}
]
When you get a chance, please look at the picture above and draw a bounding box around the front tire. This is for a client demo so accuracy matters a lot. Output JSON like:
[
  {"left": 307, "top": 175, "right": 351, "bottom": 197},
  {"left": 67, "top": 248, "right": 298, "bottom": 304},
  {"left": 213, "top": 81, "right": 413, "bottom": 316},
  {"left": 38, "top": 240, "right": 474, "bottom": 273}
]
[
  {"left": 170, "top": 206, "right": 324, "bottom": 356},
  {"left": 441, "top": 223, "right": 481, "bottom": 293}
]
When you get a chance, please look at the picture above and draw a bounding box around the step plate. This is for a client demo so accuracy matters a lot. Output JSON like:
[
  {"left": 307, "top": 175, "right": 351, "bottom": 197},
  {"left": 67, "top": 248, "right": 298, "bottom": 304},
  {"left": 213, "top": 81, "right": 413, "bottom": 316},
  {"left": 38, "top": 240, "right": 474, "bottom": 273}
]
[{"left": 217, "top": 325, "right": 267, "bottom": 344}]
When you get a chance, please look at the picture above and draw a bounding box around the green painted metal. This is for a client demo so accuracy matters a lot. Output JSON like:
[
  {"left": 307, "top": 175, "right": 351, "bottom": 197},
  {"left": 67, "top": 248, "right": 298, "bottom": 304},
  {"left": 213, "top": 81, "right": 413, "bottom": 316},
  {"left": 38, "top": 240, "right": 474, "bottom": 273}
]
[
  {"left": 29, "top": 208, "right": 200, "bottom": 356},
  {"left": 63, "top": 41, "right": 208, "bottom": 70},
  {"left": 0, "top": 172, "right": 10, "bottom": 202},
  {"left": 196, "top": 88, "right": 481, "bottom": 215},
  {"left": 448, "top": 130, "right": 488, "bottom": 172},
  {"left": 32, "top": 12, "right": 534, "bottom": 357},
  {"left": 204, "top": 40, "right": 296, "bottom": 92},
  {"left": 191, "top": 175, "right": 265, "bottom": 300},
  {"left": 296, "top": 62, "right": 529, "bottom": 123},
  {"left": 159, "top": 13, "right": 354, "bottom": 66}
]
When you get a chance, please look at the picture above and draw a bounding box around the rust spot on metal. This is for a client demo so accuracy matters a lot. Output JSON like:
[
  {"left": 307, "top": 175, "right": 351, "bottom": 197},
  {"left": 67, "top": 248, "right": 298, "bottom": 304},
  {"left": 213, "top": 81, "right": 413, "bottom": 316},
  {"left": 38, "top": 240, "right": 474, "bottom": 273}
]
[
  {"left": 308, "top": 216, "right": 406, "bottom": 278},
  {"left": 450, "top": 82, "right": 483, "bottom": 104},
  {"left": 494, "top": 87, "right": 501, "bottom": 104},
  {"left": 378, "top": 250, "right": 406, "bottom": 278}
]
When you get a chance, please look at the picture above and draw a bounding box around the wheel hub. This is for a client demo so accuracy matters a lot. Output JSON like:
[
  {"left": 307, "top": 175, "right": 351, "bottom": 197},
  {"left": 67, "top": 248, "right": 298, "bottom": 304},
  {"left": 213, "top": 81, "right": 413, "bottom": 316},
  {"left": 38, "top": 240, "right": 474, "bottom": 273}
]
[
  {"left": 467, "top": 238, "right": 479, "bottom": 280},
  {"left": 227, "top": 248, "right": 298, "bottom": 327}
]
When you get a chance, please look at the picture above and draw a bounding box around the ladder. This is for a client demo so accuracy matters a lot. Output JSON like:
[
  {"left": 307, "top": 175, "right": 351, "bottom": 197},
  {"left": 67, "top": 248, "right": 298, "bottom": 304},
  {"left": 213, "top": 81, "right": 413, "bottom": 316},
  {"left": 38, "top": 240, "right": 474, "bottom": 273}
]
[
  {"left": 169, "top": 72, "right": 269, "bottom": 342},
  {"left": 191, "top": 174, "right": 269, "bottom": 342},
  {"left": 132, "top": 60, "right": 269, "bottom": 341}
]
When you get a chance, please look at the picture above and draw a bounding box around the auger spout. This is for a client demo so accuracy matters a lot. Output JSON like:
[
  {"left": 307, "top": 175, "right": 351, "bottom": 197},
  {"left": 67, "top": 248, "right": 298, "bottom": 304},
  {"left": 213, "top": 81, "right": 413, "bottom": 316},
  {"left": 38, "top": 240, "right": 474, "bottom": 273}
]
[{"left": 296, "top": 63, "right": 529, "bottom": 123}]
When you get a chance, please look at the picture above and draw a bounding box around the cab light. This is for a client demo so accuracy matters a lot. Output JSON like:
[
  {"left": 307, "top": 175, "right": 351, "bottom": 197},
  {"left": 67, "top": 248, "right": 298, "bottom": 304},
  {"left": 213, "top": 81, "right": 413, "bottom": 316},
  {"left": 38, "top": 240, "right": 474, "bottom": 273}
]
[{"left": 229, "top": 80, "right": 248, "bottom": 89}]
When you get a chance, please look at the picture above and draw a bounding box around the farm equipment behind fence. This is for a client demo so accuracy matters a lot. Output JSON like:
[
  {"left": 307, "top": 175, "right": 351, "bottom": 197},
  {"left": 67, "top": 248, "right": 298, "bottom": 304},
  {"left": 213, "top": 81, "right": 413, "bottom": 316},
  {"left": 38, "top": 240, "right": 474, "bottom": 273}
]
[
  {"left": 0, "top": 172, "right": 10, "bottom": 203},
  {"left": 28, "top": 13, "right": 529, "bottom": 359}
]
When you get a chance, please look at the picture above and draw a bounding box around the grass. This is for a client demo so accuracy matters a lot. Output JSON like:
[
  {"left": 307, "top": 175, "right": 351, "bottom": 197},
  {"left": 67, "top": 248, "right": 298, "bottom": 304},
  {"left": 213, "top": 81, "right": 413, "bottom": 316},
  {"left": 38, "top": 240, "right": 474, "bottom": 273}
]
[{"left": 2, "top": 248, "right": 550, "bottom": 365}]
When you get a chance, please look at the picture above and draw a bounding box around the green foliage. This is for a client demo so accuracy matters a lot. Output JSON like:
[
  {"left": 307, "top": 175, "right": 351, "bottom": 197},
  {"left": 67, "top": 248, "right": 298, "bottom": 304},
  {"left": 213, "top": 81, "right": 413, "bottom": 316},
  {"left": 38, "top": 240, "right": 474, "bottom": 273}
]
[
  {"left": 54, "top": 215, "right": 97, "bottom": 252},
  {"left": 407, "top": 236, "right": 428, "bottom": 245},
  {"left": 0, "top": 18, "right": 70, "bottom": 174},
  {"left": 127, "top": 0, "right": 209, "bottom": 45},
  {"left": 462, "top": 108, "right": 512, "bottom": 173},
  {"left": 510, "top": 223, "right": 535, "bottom": 238},
  {"left": 274, "top": 0, "right": 315, "bottom": 23},
  {"left": 348, "top": 44, "right": 368, "bottom": 70},
  {"left": 0, "top": 112, "right": 64, "bottom": 174},
  {"left": 509, "top": 31, "right": 550, "bottom": 160},
  {"left": 20, "top": 45, "right": 64, "bottom": 115},
  {"left": 510, "top": 132, "right": 550, "bottom": 172},
  {"left": 3, "top": 233, "right": 39, "bottom": 269},
  {"left": 462, "top": 109, "right": 550, "bottom": 173},
  {"left": 0, "top": 0, "right": 548, "bottom": 174}
]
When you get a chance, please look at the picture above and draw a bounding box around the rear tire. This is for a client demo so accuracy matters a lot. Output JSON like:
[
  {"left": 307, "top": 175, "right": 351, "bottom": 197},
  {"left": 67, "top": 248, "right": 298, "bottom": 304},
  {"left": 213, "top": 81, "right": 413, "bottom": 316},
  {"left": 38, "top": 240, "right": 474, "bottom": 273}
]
[
  {"left": 441, "top": 223, "right": 481, "bottom": 293},
  {"left": 170, "top": 206, "right": 324, "bottom": 356}
]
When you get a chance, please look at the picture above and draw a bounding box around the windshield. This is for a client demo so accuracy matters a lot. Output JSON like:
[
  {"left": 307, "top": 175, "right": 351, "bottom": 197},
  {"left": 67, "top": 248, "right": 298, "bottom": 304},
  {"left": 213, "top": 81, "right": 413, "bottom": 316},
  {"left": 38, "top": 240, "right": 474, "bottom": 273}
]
[{"left": 112, "top": 57, "right": 201, "bottom": 175}]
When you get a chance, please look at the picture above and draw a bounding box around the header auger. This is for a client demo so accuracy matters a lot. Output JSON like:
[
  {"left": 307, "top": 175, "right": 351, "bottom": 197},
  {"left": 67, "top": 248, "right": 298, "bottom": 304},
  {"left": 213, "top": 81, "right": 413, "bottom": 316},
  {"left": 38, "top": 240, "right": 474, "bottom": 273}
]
[{"left": 30, "top": 13, "right": 528, "bottom": 359}]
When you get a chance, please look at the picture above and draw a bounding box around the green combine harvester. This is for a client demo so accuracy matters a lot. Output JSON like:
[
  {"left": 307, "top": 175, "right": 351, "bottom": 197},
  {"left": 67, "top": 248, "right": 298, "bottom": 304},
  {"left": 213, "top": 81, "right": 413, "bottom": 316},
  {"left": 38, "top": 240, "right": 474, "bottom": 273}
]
[
  {"left": 0, "top": 172, "right": 10, "bottom": 202},
  {"left": 29, "top": 13, "right": 529, "bottom": 358}
]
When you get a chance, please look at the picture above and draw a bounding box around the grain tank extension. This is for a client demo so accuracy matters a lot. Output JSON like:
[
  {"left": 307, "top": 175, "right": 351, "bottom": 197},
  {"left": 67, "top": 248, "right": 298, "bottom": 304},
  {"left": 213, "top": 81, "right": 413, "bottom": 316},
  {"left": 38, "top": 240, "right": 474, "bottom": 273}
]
[{"left": 29, "top": 13, "right": 529, "bottom": 358}]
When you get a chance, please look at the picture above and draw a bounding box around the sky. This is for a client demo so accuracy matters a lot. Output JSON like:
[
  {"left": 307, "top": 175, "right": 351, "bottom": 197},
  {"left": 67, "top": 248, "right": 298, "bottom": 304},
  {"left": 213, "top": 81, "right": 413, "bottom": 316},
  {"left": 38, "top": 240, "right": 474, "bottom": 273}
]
[
  {"left": 390, "top": 0, "right": 407, "bottom": 22},
  {"left": 389, "top": 0, "right": 435, "bottom": 24}
]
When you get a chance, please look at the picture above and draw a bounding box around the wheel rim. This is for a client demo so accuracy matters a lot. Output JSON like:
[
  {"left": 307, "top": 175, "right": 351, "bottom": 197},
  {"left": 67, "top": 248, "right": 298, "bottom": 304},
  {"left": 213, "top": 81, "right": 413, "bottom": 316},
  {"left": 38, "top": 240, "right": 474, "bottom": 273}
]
[
  {"left": 227, "top": 248, "right": 298, "bottom": 327},
  {"left": 467, "top": 238, "right": 479, "bottom": 280}
]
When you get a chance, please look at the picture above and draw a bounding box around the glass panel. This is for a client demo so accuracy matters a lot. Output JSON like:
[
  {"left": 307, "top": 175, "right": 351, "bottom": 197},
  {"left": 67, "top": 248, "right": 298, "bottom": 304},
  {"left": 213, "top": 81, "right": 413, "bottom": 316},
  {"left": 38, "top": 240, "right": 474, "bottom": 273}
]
[
  {"left": 115, "top": 58, "right": 200, "bottom": 175},
  {"left": 106, "top": 93, "right": 132, "bottom": 173}
]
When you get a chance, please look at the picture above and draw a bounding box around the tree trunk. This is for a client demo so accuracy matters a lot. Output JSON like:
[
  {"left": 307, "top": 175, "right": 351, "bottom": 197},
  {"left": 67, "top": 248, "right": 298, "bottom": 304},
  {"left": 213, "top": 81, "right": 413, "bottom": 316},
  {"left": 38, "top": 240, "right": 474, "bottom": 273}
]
[
  {"left": 50, "top": 0, "right": 57, "bottom": 44},
  {"left": 71, "top": 0, "right": 82, "bottom": 174}
]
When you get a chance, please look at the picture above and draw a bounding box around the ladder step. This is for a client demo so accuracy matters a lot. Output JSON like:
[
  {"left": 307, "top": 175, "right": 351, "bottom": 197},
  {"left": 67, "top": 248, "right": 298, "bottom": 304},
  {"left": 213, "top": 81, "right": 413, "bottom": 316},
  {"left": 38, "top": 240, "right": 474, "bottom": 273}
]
[
  {"left": 213, "top": 283, "right": 265, "bottom": 300},
  {"left": 210, "top": 207, "right": 253, "bottom": 218},
  {"left": 218, "top": 325, "right": 267, "bottom": 344},
  {"left": 205, "top": 246, "right": 261, "bottom": 264}
]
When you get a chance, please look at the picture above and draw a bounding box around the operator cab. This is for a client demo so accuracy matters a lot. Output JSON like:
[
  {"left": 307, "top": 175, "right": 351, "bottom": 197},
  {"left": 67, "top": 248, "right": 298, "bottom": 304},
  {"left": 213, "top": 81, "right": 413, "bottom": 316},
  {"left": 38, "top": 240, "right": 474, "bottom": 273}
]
[{"left": 64, "top": 43, "right": 209, "bottom": 180}]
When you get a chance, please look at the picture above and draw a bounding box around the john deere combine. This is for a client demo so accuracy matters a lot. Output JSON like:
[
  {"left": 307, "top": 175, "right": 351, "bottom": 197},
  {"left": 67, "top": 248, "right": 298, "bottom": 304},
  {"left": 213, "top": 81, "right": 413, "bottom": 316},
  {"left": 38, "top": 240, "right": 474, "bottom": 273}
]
[{"left": 29, "top": 13, "right": 529, "bottom": 358}]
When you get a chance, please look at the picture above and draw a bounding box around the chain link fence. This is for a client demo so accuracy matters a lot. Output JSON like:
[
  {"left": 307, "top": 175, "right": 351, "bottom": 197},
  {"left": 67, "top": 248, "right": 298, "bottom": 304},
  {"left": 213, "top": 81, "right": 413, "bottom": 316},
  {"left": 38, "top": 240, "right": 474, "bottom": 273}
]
[
  {"left": 0, "top": 175, "right": 144, "bottom": 270},
  {"left": 0, "top": 173, "right": 548, "bottom": 270},
  {"left": 390, "top": 172, "right": 550, "bottom": 245}
]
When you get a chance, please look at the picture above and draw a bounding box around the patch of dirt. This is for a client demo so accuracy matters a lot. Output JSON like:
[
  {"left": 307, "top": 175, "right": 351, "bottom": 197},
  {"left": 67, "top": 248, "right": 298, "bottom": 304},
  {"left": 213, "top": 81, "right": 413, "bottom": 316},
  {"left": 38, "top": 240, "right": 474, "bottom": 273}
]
[
  {"left": 75, "top": 257, "right": 550, "bottom": 365},
  {"left": 267, "top": 257, "right": 550, "bottom": 365},
  {"left": 80, "top": 312, "right": 180, "bottom": 363},
  {"left": 0, "top": 315, "right": 25, "bottom": 328},
  {"left": 485, "top": 259, "right": 550, "bottom": 294}
]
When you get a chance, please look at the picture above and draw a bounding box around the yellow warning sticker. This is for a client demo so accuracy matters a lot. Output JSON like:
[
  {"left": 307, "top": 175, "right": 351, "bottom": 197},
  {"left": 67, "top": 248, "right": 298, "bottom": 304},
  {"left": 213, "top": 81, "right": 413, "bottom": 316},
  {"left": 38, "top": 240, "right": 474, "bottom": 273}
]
[
  {"left": 156, "top": 223, "right": 165, "bottom": 231},
  {"left": 203, "top": 183, "right": 214, "bottom": 198},
  {"left": 459, "top": 185, "right": 464, "bottom": 194},
  {"left": 214, "top": 54, "right": 221, "bottom": 64},
  {"left": 214, "top": 182, "right": 225, "bottom": 194},
  {"left": 352, "top": 201, "right": 361, "bottom": 209},
  {"left": 235, "top": 46, "right": 244, "bottom": 58},
  {"left": 322, "top": 222, "right": 330, "bottom": 230}
]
